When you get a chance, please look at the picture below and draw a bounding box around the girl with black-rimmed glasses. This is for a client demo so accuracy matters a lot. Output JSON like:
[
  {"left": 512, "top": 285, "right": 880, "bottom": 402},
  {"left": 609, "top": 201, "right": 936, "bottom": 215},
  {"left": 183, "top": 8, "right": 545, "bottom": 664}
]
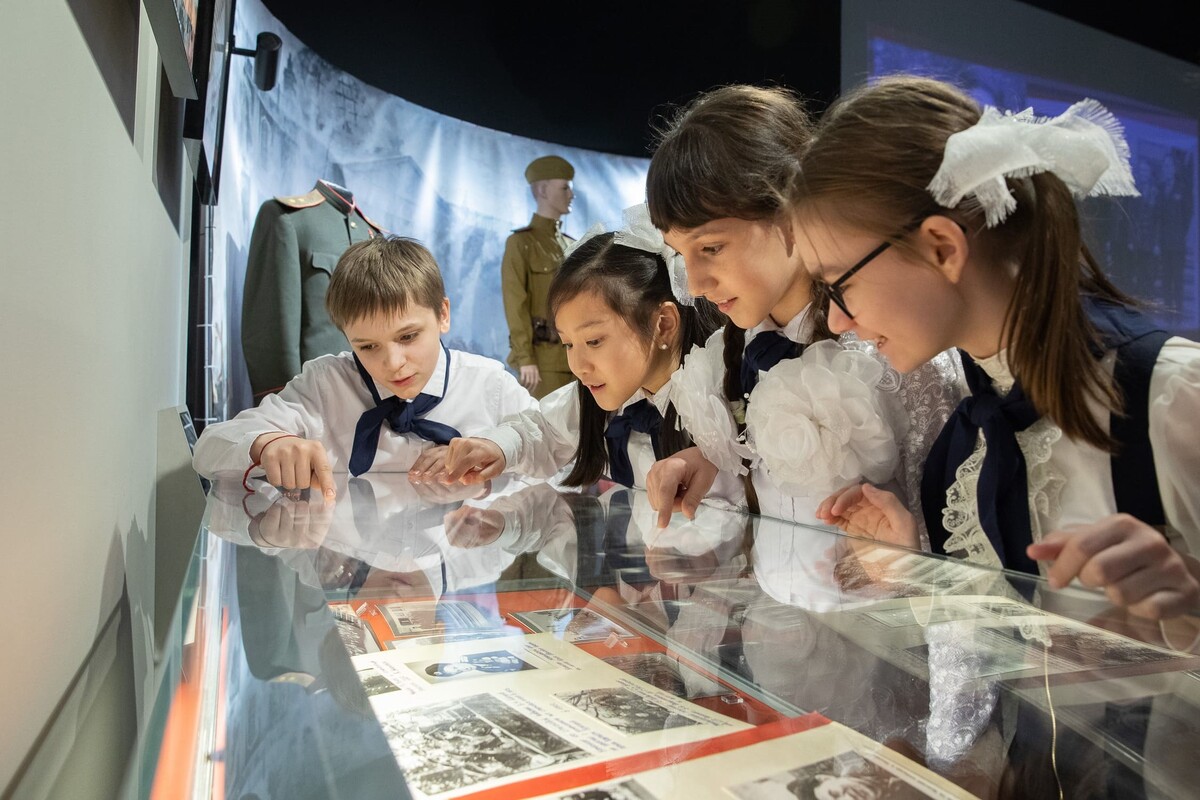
[{"left": 797, "top": 75, "right": 1200, "bottom": 620}]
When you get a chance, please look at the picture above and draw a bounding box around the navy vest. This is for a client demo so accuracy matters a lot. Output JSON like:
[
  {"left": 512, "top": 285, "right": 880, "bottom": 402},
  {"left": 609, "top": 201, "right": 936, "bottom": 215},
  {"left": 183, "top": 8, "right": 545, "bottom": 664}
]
[{"left": 922, "top": 297, "right": 1170, "bottom": 573}]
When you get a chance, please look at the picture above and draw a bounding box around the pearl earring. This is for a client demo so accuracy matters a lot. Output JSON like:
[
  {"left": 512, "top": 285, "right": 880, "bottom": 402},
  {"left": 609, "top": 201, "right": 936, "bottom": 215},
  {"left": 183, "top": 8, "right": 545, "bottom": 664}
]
[{"left": 659, "top": 342, "right": 668, "bottom": 350}]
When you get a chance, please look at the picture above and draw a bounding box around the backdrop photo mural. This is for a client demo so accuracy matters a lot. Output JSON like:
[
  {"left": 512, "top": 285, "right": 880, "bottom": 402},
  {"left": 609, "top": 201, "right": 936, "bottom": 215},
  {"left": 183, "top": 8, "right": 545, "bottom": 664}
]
[{"left": 212, "top": 0, "right": 650, "bottom": 417}]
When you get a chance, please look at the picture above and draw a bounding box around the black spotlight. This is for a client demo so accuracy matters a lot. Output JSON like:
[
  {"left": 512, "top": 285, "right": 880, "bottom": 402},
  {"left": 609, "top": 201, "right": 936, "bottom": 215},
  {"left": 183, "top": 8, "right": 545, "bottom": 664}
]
[{"left": 233, "top": 32, "right": 283, "bottom": 92}]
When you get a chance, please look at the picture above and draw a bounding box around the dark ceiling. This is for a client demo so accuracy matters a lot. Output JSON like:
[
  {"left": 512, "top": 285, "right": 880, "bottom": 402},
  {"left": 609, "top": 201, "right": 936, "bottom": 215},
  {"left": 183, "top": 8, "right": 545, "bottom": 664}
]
[{"left": 260, "top": 0, "right": 1200, "bottom": 157}]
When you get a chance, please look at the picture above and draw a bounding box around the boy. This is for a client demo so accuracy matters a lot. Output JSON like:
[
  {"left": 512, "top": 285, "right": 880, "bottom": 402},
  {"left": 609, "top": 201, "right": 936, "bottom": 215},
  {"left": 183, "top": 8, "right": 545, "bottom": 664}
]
[{"left": 193, "top": 237, "right": 537, "bottom": 499}]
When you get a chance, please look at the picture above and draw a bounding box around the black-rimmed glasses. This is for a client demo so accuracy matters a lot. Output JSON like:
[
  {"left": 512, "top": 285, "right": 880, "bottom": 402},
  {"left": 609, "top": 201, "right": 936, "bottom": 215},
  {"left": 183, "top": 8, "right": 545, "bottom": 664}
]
[{"left": 826, "top": 240, "right": 893, "bottom": 321}]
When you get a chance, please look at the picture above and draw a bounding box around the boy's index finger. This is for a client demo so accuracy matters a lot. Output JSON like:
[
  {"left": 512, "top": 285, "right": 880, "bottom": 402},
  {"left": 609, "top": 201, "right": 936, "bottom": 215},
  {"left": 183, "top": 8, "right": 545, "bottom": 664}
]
[
  {"left": 656, "top": 503, "right": 673, "bottom": 529},
  {"left": 442, "top": 453, "right": 478, "bottom": 484},
  {"left": 313, "top": 448, "right": 336, "bottom": 501},
  {"left": 443, "top": 438, "right": 483, "bottom": 481}
]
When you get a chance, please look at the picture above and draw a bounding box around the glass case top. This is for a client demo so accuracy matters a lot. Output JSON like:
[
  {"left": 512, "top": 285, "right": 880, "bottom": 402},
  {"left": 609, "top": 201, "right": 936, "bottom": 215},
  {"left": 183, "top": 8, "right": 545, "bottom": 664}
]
[{"left": 150, "top": 474, "right": 1200, "bottom": 800}]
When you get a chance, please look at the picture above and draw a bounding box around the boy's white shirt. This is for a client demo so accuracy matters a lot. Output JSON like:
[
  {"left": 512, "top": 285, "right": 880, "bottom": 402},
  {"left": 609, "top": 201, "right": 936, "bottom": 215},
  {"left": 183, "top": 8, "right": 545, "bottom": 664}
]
[
  {"left": 192, "top": 346, "right": 537, "bottom": 479},
  {"left": 946, "top": 337, "right": 1200, "bottom": 571},
  {"left": 479, "top": 380, "right": 746, "bottom": 505}
]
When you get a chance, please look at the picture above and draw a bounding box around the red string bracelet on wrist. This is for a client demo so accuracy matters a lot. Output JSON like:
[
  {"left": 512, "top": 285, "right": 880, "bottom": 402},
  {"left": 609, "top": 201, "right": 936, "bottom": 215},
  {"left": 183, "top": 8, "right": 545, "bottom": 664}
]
[{"left": 242, "top": 434, "right": 301, "bottom": 492}]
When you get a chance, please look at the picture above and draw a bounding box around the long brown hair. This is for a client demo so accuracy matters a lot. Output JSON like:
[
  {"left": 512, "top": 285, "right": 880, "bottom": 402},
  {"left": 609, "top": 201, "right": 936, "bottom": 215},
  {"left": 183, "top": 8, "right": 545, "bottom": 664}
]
[
  {"left": 648, "top": 84, "right": 812, "bottom": 231},
  {"left": 647, "top": 85, "right": 834, "bottom": 418},
  {"left": 793, "top": 75, "right": 1134, "bottom": 451}
]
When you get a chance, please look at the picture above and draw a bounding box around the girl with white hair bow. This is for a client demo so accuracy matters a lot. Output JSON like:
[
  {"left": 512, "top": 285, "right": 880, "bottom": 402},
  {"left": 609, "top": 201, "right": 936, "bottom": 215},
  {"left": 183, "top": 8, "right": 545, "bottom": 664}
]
[
  {"left": 796, "top": 75, "right": 1200, "bottom": 621},
  {"left": 440, "top": 205, "right": 742, "bottom": 505}
]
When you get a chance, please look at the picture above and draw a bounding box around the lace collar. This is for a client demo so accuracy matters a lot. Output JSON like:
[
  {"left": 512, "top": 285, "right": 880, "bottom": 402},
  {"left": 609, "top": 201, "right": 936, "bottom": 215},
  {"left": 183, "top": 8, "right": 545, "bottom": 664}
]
[{"left": 972, "top": 348, "right": 1017, "bottom": 394}]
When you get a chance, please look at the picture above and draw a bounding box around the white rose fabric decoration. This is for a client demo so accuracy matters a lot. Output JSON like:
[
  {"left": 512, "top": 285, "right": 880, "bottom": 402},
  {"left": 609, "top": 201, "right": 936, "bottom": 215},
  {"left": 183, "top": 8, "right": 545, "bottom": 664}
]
[
  {"left": 745, "top": 340, "right": 906, "bottom": 497},
  {"left": 668, "top": 336, "right": 754, "bottom": 475}
]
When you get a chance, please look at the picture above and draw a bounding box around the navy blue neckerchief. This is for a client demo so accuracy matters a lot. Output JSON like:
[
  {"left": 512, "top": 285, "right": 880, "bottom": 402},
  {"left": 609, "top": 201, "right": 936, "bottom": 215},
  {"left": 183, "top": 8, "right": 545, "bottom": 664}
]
[
  {"left": 741, "top": 330, "right": 805, "bottom": 396},
  {"left": 922, "top": 297, "right": 1169, "bottom": 574},
  {"left": 348, "top": 342, "right": 461, "bottom": 476},
  {"left": 603, "top": 399, "right": 663, "bottom": 487},
  {"left": 604, "top": 489, "right": 649, "bottom": 582}
]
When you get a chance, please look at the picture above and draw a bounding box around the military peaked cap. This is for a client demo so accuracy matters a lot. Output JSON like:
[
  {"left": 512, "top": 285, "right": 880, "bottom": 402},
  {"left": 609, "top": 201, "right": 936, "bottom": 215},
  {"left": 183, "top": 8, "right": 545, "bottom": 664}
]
[{"left": 525, "top": 155, "right": 574, "bottom": 183}]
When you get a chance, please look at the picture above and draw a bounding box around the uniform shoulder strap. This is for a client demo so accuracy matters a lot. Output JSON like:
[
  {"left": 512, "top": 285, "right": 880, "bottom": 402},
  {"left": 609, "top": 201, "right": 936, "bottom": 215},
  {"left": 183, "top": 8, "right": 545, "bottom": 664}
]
[
  {"left": 1110, "top": 327, "right": 1171, "bottom": 525},
  {"left": 274, "top": 189, "right": 324, "bottom": 209},
  {"left": 1086, "top": 296, "right": 1172, "bottom": 526}
]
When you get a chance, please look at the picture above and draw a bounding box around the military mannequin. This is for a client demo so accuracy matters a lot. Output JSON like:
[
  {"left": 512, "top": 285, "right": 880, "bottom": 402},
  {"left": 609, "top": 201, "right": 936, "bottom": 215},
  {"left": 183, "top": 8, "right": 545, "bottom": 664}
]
[
  {"left": 501, "top": 155, "right": 576, "bottom": 399},
  {"left": 242, "top": 179, "right": 384, "bottom": 401}
]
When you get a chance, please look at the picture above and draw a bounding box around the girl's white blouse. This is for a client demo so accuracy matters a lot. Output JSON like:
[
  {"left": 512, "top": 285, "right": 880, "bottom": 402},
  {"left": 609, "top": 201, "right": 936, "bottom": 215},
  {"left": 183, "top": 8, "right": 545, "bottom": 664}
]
[{"left": 941, "top": 337, "right": 1200, "bottom": 571}]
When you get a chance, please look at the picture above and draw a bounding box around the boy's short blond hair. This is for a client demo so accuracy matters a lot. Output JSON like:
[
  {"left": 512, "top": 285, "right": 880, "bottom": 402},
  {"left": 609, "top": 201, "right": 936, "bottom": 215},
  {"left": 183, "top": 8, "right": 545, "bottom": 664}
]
[{"left": 326, "top": 237, "right": 446, "bottom": 329}]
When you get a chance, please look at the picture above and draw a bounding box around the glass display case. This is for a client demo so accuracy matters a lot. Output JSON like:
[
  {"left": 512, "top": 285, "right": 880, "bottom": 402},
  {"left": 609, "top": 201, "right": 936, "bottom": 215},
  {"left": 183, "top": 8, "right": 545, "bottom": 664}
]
[{"left": 124, "top": 473, "right": 1200, "bottom": 800}]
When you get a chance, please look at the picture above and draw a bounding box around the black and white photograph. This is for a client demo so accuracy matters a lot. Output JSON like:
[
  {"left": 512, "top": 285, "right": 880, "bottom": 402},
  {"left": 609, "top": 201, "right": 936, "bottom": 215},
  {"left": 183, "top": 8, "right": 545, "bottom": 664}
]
[
  {"left": 381, "top": 600, "right": 493, "bottom": 638},
  {"left": 513, "top": 608, "right": 636, "bottom": 644},
  {"left": 847, "top": 550, "right": 988, "bottom": 598},
  {"left": 388, "top": 629, "right": 518, "bottom": 649},
  {"left": 904, "top": 636, "right": 1041, "bottom": 679},
  {"left": 377, "top": 693, "right": 589, "bottom": 796},
  {"left": 409, "top": 649, "right": 541, "bottom": 684},
  {"left": 355, "top": 666, "right": 402, "bottom": 698},
  {"left": 902, "top": 619, "right": 1189, "bottom": 682},
  {"left": 556, "top": 687, "right": 702, "bottom": 736},
  {"left": 602, "top": 653, "right": 731, "bottom": 700},
  {"left": 975, "top": 600, "right": 1048, "bottom": 620},
  {"left": 1022, "top": 623, "right": 1183, "bottom": 671},
  {"left": 862, "top": 597, "right": 1048, "bottom": 629},
  {"left": 330, "top": 604, "right": 378, "bottom": 655},
  {"left": 726, "top": 750, "right": 928, "bottom": 800},
  {"left": 553, "top": 779, "right": 659, "bottom": 800},
  {"left": 863, "top": 604, "right": 978, "bottom": 628}
]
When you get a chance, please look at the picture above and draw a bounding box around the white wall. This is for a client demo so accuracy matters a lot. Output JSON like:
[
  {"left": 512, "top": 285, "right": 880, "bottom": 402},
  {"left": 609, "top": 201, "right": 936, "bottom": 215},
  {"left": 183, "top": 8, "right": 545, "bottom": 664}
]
[{"left": 0, "top": 1, "right": 188, "bottom": 787}]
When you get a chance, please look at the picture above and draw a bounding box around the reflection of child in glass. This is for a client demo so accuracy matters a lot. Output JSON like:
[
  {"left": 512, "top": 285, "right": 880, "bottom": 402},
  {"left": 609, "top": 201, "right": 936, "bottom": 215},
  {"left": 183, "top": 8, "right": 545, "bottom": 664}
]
[{"left": 424, "top": 651, "right": 533, "bottom": 677}]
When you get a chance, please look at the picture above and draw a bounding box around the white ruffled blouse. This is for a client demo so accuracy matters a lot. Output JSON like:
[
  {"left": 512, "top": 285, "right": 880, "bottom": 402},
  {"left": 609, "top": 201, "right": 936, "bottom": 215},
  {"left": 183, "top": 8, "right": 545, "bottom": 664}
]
[
  {"left": 941, "top": 337, "right": 1200, "bottom": 572},
  {"left": 670, "top": 305, "right": 965, "bottom": 528},
  {"left": 479, "top": 380, "right": 746, "bottom": 504}
]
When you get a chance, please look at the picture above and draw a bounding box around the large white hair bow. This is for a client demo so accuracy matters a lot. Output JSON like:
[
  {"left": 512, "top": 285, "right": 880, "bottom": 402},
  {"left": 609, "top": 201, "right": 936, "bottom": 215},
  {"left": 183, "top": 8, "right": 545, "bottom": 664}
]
[
  {"left": 927, "top": 99, "right": 1139, "bottom": 228},
  {"left": 563, "top": 203, "right": 694, "bottom": 305}
]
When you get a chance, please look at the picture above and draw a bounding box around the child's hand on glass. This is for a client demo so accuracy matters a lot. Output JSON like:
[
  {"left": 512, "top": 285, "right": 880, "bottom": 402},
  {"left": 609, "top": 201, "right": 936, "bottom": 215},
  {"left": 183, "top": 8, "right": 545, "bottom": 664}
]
[
  {"left": 440, "top": 437, "right": 507, "bottom": 485},
  {"left": 645, "top": 447, "right": 719, "bottom": 528},
  {"left": 408, "top": 445, "right": 449, "bottom": 483},
  {"left": 816, "top": 482, "right": 919, "bottom": 549},
  {"left": 250, "top": 432, "right": 336, "bottom": 501},
  {"left": 1029, "top": 514, "right": 1200, "bottom": 620}
]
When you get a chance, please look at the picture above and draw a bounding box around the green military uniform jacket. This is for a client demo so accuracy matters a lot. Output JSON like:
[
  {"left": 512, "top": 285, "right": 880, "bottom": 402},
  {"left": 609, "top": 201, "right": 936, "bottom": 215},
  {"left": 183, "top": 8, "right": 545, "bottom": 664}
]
[
  {"left": 241, "top": 180, "right": 383, "bottom": 400},
  {"left": 501, "top": 214, "right": 572, "bottom": 377}
]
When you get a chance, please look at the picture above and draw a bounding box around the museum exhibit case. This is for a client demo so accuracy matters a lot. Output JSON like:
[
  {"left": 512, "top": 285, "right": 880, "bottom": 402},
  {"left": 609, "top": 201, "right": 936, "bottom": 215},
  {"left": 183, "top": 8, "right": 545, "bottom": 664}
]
[{"left": 123, "top": 473, "right": 1200, "bottom": 799}]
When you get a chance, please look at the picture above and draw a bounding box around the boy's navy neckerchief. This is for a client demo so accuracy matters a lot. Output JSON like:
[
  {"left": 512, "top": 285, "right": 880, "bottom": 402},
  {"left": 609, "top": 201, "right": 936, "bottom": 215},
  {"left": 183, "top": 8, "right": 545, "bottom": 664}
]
[
  {"left": 348, "top": 342, "right": 460, "bottom": 476},
  {"left": 921, "top": 296, "right": 1169, "bottom": 575},
  {"left": 740, "top": 330, "right": 805, "bottom": 396},
  {"left": 604, "top": 400, "right": 664, "bottom": 487}
]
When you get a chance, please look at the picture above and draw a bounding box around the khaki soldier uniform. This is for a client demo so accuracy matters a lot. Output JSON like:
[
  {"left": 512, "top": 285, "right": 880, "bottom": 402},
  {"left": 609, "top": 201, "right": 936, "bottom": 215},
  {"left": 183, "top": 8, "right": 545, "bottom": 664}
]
[
  {"left": 502, "top": 157, "right": 575, "bottom": 399},
  {"left": 242, "top": 180, "right": 384, "bottom": 401}
]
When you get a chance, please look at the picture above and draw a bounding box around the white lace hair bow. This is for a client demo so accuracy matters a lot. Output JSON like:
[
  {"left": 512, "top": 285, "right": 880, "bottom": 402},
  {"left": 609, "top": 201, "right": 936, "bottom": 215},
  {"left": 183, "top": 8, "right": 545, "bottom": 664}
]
[
  {"left": 562, "top": 203, "right": 694, "bottom": 305},
  {"left": 927, "top": 98, "right": 1139, "bottom": 228}
]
